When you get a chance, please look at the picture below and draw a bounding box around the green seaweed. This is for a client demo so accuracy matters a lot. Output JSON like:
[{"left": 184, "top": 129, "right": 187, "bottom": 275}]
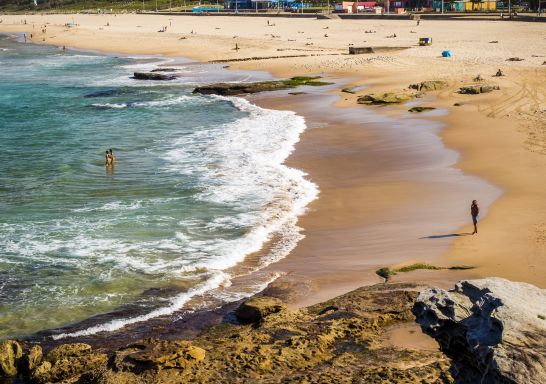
[
  {"left": 342, "top": 87, "right": 357, "bottom": 94},
  {"left": 376, "top": 263, "right": 475, "bottom": 282},
  {"left": 538, "top": 314, "right": 545, "bottom": 320}
]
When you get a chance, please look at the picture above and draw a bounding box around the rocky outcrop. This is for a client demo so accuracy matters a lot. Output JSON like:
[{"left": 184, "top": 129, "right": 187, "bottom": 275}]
[
  {"left": 0, "top": 340, "right": 23, "bottom": 377},
  {"left": 133, "top": 72, "right": 178, "bottom": 81},
  {"left": 459, "top": 84, "right": 500, "bottom": 94},
  {"left": 235, "top": 296, "right": 286, "bottom": 323},
  {"left": 10, "top": 283, "right": 453, "bottom": 383},
  {"left": 357, "top": 92, "right": 415, "bottom": 105},
  {"left": 192, "top": 76, "right": 332, "bottom": 96},
  {"left": 409, "top": 80, "right": 448, "bottom": 92},
  {"left": 413, "top": 278, "right": 546, "bottom": 384}
]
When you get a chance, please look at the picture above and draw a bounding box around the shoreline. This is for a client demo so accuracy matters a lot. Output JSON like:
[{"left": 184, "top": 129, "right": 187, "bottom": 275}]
[{"left": 1, "top": 14, "right": 545, "bottom": 343}]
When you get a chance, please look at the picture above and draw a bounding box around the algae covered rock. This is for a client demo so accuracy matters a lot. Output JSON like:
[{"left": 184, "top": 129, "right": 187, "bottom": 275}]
[
  {"left": 409, "top": 80, "right": 448, "bottom": 92},
  {"left": 0, "top": 340, "right": 23, "bottom": 377},
  {"left": 235, "top": 296, "right": 286, "bottom": 323},
  {"left": 413, "top": 278, "right": 546, "bottom": 384},
  {"left": 24, "top": 344, "right": 43, "bottom": 373},
  {"left": 459, "top": 84, "right": 500, "bottom": 94},
  {"left": 357, "top": 92, "right": 415, "bottom": 105},
  {"left": 46, "top": 342, "right": 92, "bottom": 363},
  {"left": 193, "top": 76, "right": 332, "bottom": 96},
  {"left": 32, "top": 343, "right": 108, "bottom": 384},
  {"left": 117, "top": 339, "right": 205, "bottom": 373}
]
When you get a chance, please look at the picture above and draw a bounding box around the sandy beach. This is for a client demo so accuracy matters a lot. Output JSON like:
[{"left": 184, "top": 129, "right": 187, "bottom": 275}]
[{"left": 1, "top": 12, "right": 545, "bottom": 312}]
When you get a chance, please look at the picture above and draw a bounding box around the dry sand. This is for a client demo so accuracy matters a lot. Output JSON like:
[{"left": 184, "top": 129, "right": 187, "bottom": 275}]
[{"left": 1, "top": 14, "right": 545, "bottom": 306}]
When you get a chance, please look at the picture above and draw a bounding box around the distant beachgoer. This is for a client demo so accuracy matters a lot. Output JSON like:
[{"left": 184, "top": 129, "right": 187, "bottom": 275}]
[
  {"left": 471, "top": 200, "right": 479, "bottom": 235},
  {"left": 105, "top": 150, "right": 112, "bottom": 166},
  {"left": 109, "top": 148, "right": 115, "bottom": 163},
  {"left": 23, "top": 34, "right": 26, "bottom": 42}
]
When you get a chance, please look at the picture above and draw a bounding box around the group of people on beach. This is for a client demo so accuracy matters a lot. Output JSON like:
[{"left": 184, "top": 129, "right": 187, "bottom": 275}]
[{"left": 105, "top": 149, "right": 115, "bottom": 167}]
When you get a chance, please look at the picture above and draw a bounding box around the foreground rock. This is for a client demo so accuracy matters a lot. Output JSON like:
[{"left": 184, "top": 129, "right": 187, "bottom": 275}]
[
  {"left": 133, "top": 72, "right": 178, "bottom": 81},
  {"left": 8, "top": 283, "right": 453, "bottom": 383},
  {"left": 413, "top": 278, "right": 546, "bottom": 384},
  {"left": 192, "top": 76, "right": 332, "bottom": 96}
]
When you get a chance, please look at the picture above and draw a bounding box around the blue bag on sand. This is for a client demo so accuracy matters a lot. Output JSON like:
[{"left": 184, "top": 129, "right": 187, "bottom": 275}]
[{"left": 442, "top": 50, "right": 452, "bottom": 58}]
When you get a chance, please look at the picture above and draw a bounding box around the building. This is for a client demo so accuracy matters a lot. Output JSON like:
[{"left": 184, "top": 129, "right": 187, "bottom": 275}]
[
  {"left": 224, "top": 0, "right": 303, "bottom": 10},
  {"left": 335, "top": 1, "right": 377, "bottom": 12}
]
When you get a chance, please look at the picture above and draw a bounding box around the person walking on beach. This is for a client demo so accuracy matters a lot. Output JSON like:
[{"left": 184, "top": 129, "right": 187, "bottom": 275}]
[{"left": 471, "top": 200, "right": 479, "bottom": 235}]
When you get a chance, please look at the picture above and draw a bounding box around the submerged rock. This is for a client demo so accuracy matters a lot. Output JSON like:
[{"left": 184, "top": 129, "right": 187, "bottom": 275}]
[
  {"left": 0, "top": 340, "right": 23, "bottom": 377},
  {"left": 235, "top": 296, "right": 286, "bottom": 323},
  {"left": 413, "top": 278, "right": 546, "bottom": 384},
  {"left": 409, "top": 106, "right": 436, "bottom": 113},
  {"left": 133, "top": 72, "right": 178, "bottom": 81},
  {"left": 409, "top": 80, "right": 448, "bottom": 92}
]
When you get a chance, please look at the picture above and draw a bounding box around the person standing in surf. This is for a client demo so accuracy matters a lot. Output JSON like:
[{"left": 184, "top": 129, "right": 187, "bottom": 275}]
[
  {"left": 105, "top": 150, "right": 113, "bottom": 167},
  {"left": 109, "top": 148, "right": 115, "bottom": 163},
  {"left": 471, "top": 200, "right": 479, "bottom": 235}
]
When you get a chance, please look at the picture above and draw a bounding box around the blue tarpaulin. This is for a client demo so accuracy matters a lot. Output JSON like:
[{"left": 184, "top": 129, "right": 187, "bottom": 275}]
[{"left": 442, "top": 50, "right": 453, "bottom": 57}]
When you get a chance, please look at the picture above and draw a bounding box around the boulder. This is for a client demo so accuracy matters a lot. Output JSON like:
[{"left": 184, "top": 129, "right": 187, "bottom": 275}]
[
  {"left": 133, "top": 72, "right": 177, "bottom": 81},
  {"left": 235, "top": 296, "right": 286, "bottom": 323},
  {"left": 459, "top": 84, "right": 500, "bottom": 94},
  {"left": 413, "top": 278, "right": 546, "bottom": 384},
  {"left": 409, "top": 80, "right": 448, "bottom": 92},
  {"left": 0, "top": 340, "right": 23, "bottom": 377},
  {"left": 357, "top": 92, "right": 415, "bottom": 105}
]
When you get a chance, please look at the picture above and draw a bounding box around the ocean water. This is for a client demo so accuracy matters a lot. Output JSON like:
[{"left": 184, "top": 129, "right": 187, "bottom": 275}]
[{"left": 0, "top": 35, "right": 317, "bottom": 339}]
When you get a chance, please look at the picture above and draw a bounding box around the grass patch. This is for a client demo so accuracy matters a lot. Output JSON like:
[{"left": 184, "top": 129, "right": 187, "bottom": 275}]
[
  {"left": 282, "top": 76, "right": 333, "bottom": 87},
  {"left": 408, "top": 106, "right": 436, "bottom": 113},
  {"left": 538, "top": 314, "right": 545, "bottom": 320},
  {"left": 376, "top": 263, "right": 475, "bottom": 282}
]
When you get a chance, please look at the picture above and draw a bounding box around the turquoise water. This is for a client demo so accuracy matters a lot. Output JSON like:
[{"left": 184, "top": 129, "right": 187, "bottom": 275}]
[{"left": 0, "top": 35, "right": 317, "bottom": 339}]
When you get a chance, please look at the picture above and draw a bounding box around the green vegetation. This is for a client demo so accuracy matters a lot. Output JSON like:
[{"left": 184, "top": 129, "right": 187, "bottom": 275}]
[
  {"left": 341, "top": 87, "right": 357, "bottom": 94},
  {"left": 282, "top": 76, "right": 332, "bottom": 87},
  {"left": 408, "top": 106, "right": 436, "bottom": 113},
  {"left": 376, "top": 263, "right": 475, "bottom": 282},
  {"left": 538, "top": 314, "right": 545, "bottom": 320}
]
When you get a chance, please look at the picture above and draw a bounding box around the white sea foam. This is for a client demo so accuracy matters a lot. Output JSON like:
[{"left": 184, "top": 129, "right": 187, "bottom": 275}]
[{"left": 2, "top": 90, "right": 318, "bottom": 338}]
